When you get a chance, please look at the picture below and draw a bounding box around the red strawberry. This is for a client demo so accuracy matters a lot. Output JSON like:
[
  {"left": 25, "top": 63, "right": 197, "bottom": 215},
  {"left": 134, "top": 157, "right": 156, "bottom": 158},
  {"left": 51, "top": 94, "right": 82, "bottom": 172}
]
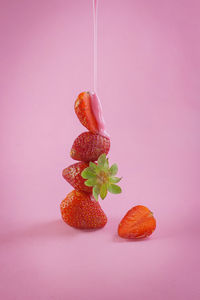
[
  {"left": 74, "top": 92, "right": 98, "bottom": 133},
  {"left": 60, "top": 190, "right": 107, "bottom": 229},
  {"left": 62, "top": 162, "right": 92, "bottom": 194},
  {"left": 118, "top": 205, "right": 156, "bottom": 239},
  {"left": 70, "top": 131, "right": 110, "bottom": 162}
]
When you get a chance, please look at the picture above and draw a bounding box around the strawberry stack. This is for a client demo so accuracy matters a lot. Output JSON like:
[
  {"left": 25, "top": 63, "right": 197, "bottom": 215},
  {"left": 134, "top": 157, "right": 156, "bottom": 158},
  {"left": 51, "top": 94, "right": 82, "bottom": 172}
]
[
  {"left": 60, "top": 92, "right": 113, "bottom": 229},
  {"left": 60, "top": 92, "right": 157, "bottom": 239}
]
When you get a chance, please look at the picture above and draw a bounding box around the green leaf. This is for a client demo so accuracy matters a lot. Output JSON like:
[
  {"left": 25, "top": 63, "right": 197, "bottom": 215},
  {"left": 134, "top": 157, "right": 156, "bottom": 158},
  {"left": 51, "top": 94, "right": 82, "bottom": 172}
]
[
  {"left": 109, "top": 164, "right": 118, "bottom": 176},
  {"left": 93, "top": 186, "right": 100, "bottom": 201},
  {"left": 108, "top": 184, "right": 122, "bottom": 194},
  {"left": 100, "top": 183, "right": 108, "bottom": 200},
  {"left": 94, "top": 185, "right": 100, "bottom": 194},
  {"left": 104, "top": 158, "right": 109, "bottom": 169},
  {"left": 98, "top": 153, "right": 106, "bottom": 166},
  {"left": 89, "top": 162, "right": 98, "bottom": 172},
  {"left": 109, "top": 177, "right": 122, "bottom": 184},
  {"left": 85, "top": 178, "right": 97, "bottom": 187},
  {"left": 93, "top": 189, "right": 98, "bottom": 201},
  {"left": 81, "top": 168, "right": 96, "bottom": 179}
]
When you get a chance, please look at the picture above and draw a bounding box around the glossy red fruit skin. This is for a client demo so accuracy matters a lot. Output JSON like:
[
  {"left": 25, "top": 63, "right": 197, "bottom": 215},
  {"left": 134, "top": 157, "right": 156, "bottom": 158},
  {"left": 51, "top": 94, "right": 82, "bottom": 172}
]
[
  {"left": 60, "top": 190, "right": 107, "bottom": 229},
  {"left": 74, "top": 92, "right": 99, "bottom": 133},
  {"left": 70, "top": 131, "right": 110, "bottom": 162},
  {"left": 118, "top": 205, "right": 156, "bottom": 239},
  {"left": 62, "top": 162, "right": 92, "bottom": 194}
]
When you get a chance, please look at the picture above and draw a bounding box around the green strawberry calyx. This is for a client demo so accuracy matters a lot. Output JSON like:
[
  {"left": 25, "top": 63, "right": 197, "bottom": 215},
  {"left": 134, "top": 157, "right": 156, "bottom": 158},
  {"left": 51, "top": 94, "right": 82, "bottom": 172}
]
[{"left": 81, "top": 153, "right": 122, "bottom": 201}]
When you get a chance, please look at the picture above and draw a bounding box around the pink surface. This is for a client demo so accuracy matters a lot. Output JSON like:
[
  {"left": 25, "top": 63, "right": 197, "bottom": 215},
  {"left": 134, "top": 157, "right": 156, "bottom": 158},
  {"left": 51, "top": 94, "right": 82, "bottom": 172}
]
[{"left": 0, "top": 0, "right": 200, "bottom": 299}]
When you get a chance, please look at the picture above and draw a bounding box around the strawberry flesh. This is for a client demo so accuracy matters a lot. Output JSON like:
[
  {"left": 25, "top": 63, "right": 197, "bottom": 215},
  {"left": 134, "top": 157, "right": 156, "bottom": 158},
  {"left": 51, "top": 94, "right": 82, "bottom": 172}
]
[
  {"left": 118, "top": 205, "right": 156, "bottom": 239},
  {"left": 75, "top": 92, "right": 99, "bottom": 133}
]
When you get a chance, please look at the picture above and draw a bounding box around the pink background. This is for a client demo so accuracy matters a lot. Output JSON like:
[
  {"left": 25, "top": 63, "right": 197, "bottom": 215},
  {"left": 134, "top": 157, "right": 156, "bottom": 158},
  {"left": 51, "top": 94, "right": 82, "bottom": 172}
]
[{"left": 0, "top": 0, "right": 200, "bottom": 299}]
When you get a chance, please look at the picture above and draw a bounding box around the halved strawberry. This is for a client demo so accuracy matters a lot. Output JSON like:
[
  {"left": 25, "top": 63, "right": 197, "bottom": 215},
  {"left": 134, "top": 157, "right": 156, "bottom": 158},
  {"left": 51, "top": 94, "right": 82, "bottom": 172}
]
[
  {"left": 62, "top": 162, "right": 92, "bottom": 194},
  {"left": 70, "top": 131, "right": 110, "bottom": 162},
  {"left": 60, "top": 190, "right": 107, "bottom": 229},
  {"left": 74, "top": 92, "right": 98, "bottom": 133},
  {"left": 118, "top": 205, "right": 156, "bottom": 239}
]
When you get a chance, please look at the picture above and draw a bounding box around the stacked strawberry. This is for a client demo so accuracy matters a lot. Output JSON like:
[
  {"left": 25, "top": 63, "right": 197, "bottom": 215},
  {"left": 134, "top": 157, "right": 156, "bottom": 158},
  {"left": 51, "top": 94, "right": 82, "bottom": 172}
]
[{"left": 60, "top": 92, "right": 122, "bottom": 229}]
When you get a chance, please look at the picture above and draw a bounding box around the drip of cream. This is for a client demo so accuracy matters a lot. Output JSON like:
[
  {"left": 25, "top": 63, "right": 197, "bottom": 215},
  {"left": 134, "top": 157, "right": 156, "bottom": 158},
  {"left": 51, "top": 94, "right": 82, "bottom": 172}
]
[
  {"left": 90, "top": 92, "right": 109, "bottom": 137},
  {"left": 91, "top": 2, "right": 109, "bottom": 138},
  {"left": 93, "top": 0, "right": 98, "bottom": 92}
]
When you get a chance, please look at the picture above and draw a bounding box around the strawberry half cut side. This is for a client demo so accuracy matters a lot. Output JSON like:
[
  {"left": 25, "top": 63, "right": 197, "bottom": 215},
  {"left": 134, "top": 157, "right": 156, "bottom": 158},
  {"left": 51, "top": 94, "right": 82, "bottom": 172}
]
[
  {"left": 118, "top": 205, "right": 156, "bottom": 239},
  {"left": 74, "top": 92, "right": 99, "bottom": 133}
]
